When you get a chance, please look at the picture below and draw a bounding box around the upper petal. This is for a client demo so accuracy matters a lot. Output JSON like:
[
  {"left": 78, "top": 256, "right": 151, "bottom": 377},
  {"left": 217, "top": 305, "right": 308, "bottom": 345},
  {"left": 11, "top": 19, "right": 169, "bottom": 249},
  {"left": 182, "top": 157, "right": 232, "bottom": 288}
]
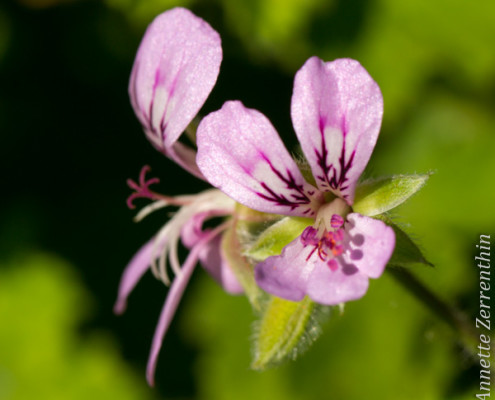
[
  {"left": 197, "top": 101, "right": 323, "bottom": 217},
  {"left": 166, "top": 141, "right": 205, "bottom": 180},
  {"left": 291, "top": 57, "right": 383, "bottom": 204},
  {"left": 342, "top": 213, "right": 395, "bottom": 279},
  {"left": 129, "top": 8, "right": 222, "bottom": 150}
]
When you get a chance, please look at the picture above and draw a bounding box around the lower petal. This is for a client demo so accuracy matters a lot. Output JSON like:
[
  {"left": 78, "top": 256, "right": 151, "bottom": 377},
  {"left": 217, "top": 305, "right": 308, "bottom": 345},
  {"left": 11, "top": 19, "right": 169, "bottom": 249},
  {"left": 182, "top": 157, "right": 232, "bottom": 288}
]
[
  {"left": 344, "top": 213, "right": 395, "bottom": 279},
  {"left": 114, "top": 237, "right": 159, "bottom": 314},
  {"left": 307, "top": 259, "right": 369, "bottom": 304},
  {"left": 254, "top": 236, "right": 316, "bottom": 301},
  {"left": 199, "top": 235, "right": 244, "bottom": 294},
  {"left": 145, "top": 224, "right": 228, "bottom": 386},
  {"left": 180, "top": 210, "right": 243, "bottom": 294},
  {"left": 146, "top": 243, "right": 199, "bottom": 386}
]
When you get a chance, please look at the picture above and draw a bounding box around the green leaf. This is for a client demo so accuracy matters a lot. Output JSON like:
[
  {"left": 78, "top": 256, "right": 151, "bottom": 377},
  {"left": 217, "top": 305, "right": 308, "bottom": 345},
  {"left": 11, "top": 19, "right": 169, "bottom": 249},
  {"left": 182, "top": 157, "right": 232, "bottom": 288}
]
[
  {"left": 353, "top": 174, "right": 430, "bottom": 216},
  {"left": 245, "top": 216, "right": 312, "bottom": 261},
  {"left": 378, "top": 216, "right": 433, "bottom": 268},
  {"left": 221, "top": 223, "right": 264, "bottom": 311},
  {"left": 252, "top": 296, "right": 328, "bottom": 370}
]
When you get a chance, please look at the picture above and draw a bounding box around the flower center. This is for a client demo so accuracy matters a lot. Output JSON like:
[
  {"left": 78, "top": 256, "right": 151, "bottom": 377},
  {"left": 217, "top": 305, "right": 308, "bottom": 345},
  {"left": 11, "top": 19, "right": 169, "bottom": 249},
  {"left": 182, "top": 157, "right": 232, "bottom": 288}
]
[{"left": 300, "top": 198, "right": 350, "bottom": 271}]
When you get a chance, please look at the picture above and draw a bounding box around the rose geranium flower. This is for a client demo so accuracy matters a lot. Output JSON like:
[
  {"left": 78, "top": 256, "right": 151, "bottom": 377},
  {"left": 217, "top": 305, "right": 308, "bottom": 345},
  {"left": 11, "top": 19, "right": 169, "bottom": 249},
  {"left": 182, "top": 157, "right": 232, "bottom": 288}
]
[{"left": 197, "top": 57, "right": 395, "bottom": 305}]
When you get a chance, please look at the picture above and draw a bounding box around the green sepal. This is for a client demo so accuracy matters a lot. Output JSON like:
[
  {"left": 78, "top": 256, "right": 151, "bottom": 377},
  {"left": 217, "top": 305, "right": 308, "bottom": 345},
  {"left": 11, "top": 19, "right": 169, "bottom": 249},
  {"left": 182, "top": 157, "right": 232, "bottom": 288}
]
[
  {"left": 221, "top": 223, "right": 264, "bottom": 311},
  {"left": 251, "top": 296, "right": 329, "bottom": 370},
  {"left": 234, "top": 203, "right": 283, "bottom": 239},
  {"left": 244, "top": 216, "right": 313, "bottom": 261},
  {"left": 353, "top": 174, "right": 430, "bottom": 216},
  {"left": 377, "top": 215, "right": 433, "bottom": 268}
]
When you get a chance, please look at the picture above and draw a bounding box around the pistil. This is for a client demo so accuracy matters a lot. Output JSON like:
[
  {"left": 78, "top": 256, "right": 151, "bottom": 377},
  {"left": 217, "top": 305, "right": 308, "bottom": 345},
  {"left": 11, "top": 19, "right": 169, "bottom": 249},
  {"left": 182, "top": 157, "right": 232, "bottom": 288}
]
[{"left": 127, "top": 165, "right": 195, "bottom": 209}]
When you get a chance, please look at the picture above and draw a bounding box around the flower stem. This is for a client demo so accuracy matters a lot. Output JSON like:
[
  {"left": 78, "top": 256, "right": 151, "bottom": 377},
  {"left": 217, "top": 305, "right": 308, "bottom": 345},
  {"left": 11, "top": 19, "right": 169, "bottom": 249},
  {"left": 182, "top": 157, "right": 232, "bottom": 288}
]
[{"left": 387, "top": 267, "right": 482, "bottom": 366}]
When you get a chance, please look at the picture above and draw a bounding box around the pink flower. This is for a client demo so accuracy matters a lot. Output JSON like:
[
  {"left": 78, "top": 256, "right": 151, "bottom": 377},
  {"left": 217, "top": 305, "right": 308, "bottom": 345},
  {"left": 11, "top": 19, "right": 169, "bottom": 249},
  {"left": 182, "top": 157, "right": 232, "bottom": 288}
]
[
  {"left": 197, "top": 57, "right": 395, "bottom": 305},
  {"left": 115, "top": 8, "right": 241, "bottom": 386}
]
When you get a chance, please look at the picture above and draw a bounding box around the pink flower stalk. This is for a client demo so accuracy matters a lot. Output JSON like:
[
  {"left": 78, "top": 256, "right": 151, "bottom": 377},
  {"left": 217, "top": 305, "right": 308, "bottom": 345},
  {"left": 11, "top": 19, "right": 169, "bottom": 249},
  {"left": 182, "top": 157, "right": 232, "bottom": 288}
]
[
  {"left": 115, "top": 8, "right": 241, "bottom": 386},
  {"left": 197, "top": 57, "right": 395, "bottom": 305}
]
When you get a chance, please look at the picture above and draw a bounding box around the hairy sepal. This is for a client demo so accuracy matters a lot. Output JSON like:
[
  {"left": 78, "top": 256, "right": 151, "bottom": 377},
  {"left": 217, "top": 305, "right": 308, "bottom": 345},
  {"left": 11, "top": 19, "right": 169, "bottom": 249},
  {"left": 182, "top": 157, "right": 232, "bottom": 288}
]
[
  {"left": 221, "top": 224, "right": 264, "bottom": 311},
  {"left": 353, "top": 174, "right": 429, "bottom": 216},
  {"left": 222, "top": 204, "right": 284, "bottom": 310},
  {"left": 252, "top": 296, "right": 330, "bottom": 370},
  {"left": 377, "top": 216, "right": 433, "bottom": 268}
]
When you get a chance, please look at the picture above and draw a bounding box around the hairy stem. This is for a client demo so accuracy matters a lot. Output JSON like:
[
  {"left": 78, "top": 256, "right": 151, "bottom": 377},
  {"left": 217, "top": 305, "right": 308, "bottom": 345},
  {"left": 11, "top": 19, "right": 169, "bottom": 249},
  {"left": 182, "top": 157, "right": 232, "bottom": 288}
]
[{"left": 388, "top": 267, "right": 484, "bottom": 367}]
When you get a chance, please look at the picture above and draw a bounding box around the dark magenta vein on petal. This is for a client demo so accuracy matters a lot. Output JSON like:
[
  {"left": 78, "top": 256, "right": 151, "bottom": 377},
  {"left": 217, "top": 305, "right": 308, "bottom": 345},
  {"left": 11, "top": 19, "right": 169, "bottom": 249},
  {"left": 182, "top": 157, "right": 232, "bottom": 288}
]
[
  {"left": 314, "top": 119, "right": 355, "bottom": 198},
  {"left": 254, "top": 153, "right": 314, "bottom": 214}
]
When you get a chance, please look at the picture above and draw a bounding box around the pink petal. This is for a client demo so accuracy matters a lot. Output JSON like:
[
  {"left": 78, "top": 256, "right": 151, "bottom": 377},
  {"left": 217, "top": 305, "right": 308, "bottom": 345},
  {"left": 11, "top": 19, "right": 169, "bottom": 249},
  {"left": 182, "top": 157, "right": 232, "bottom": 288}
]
[
  {"left": 254, "top": 237, "right": 315, "bottom": 301},
  {"left": 146, "top": 226, "right": 224, "bottom": 386},
  {"left": 114, "top": 238, "right": 157, "bottom": 315},
  {"left": 197, "top": 101, "right": 323, "bottom": 217},
  {"left": 180, "top": 210, "right": 218, "bottom": 248},
  {"left": 254, "top": 235, "right": 369, "bottom": 304},
  {"left": 306, "top": 260, "right": 369, "bottom": 304},
  {"left": 146, "top": 242, "right": 199, "bottom": 387},
  {"left": 291, "top": 57, "right": 383, "bottom": 204},
  {"left": 198, "top": 235, "right": 244, "bottom": 294},
  {"left": 167, "top": 142, "right": 205, "bottom": 180},
  {"left": 129, "top": 7, "right": 222, "bottom": 152},
  {"left": 180, "top": 208, "right": 235, "bottom": 250},
  {"left": 343, "top": 213, "right": 395, "bottom": 279},
  {"left": 255, "top": 238, "right": 371, "bottom": 305},
  {"left": 180, "top": 212, "right": 243, "bottom": 294}
]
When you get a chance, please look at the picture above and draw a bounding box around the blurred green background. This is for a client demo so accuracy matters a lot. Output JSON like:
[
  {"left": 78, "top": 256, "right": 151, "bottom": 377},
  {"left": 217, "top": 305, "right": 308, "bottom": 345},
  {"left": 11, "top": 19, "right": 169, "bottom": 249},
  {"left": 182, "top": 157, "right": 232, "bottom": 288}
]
[{"left": 0, "top": 0, "right": 494, "bottom": 399}]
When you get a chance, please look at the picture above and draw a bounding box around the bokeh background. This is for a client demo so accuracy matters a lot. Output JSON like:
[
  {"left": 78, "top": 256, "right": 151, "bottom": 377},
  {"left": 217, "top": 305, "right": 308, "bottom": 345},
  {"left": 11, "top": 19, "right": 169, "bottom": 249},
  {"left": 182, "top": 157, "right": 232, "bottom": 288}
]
[{"left": 1, "top": 0, "right": 494, "bottom": 399}]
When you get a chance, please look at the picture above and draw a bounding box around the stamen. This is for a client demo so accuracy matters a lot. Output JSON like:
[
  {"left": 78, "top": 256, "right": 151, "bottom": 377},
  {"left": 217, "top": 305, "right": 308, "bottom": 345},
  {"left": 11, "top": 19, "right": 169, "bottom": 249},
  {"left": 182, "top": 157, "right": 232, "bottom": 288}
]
[
  {"left": 317, "top": 244, "right": 328, "bottom": 261},
  {"left": 306, "top": 246, "right": 317, "bottom": 261},
  {"left": 301, "top": 226, "right": 318, "bottom": 246},
  {"left": 300, "top": 217, "right": 347, "bottom": 270},
  {"left": 333, "top": 228, "right": 345, "bottom": 242},
  {"left": 330, "top": 214, "right": 344, "bottom": 228}
]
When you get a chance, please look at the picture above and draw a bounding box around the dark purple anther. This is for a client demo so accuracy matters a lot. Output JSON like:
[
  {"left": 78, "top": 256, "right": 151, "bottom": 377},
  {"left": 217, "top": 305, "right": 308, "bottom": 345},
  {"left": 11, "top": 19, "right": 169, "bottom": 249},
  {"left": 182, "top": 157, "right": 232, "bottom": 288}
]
[
  {"left": 330, "top": 214, "right": 344, "bottom": 228},
  {"left": 301, "top": 226, "right": 319, "bottom": 246}
]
